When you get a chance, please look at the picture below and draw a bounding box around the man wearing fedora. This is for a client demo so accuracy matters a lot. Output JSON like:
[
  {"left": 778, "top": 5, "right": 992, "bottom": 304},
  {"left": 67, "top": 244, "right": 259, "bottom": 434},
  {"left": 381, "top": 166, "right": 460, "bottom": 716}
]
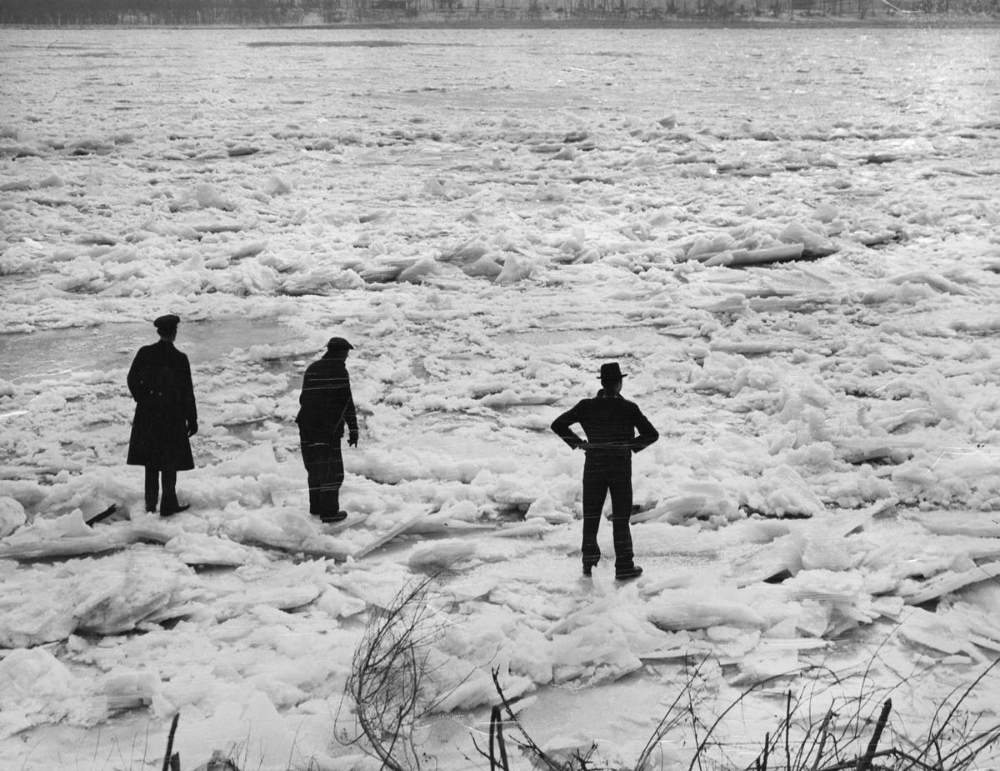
[
  {"left": 551, "top": 362, "right": 658, "bottom": 581},
  {"left": 127, "top": 314, "right": 198, "bottom": 516},
  {"left": 296, "top": 337, "right": 359, "bottom": 523}
]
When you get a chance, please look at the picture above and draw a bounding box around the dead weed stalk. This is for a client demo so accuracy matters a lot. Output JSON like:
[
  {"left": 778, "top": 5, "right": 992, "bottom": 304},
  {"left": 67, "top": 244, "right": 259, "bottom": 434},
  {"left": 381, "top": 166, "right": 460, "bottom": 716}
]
[
  {"left": 339, "top": 574, "right": 461, "bottom": 770},
  {"left": 340, "top": 578, "right": 1000, "bottom": 771},
  {"left": 479, "top": 656, "right": 1000, "bottom": 771}
]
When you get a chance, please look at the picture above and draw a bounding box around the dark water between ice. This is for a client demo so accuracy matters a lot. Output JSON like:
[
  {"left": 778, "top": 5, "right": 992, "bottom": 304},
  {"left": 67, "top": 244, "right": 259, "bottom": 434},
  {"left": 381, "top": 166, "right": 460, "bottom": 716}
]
[
  {"left": 0, "top": 318, "right": 296, "bottom": 382},
  {"left": 494, "top": 324, "right": 665, "bottom": 344},
  {"left": 0, "top": 319, "right": 664, "bottom": 381}
]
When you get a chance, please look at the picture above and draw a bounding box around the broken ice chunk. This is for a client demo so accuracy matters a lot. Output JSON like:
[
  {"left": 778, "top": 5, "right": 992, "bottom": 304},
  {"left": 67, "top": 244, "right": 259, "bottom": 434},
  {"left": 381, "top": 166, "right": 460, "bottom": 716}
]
[{"left": 407, "top": 539, "right": 477, "bottom": 571}]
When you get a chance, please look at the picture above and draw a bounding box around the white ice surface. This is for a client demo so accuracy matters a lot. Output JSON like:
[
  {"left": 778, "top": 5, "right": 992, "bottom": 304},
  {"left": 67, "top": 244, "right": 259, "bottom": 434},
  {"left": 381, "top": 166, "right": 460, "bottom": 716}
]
[{"left": 2, "top": 24, "right": 1000, "bottom": 771}]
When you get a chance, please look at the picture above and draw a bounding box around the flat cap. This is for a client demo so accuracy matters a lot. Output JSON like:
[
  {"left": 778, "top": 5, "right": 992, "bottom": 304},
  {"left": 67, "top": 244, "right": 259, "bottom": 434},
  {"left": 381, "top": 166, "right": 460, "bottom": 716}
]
[
  {"left": 326, "top": 336, "right": 354, "bottom": 351},
  {"left": 153, "top": 314, "right": 180, "bottom": 331}
]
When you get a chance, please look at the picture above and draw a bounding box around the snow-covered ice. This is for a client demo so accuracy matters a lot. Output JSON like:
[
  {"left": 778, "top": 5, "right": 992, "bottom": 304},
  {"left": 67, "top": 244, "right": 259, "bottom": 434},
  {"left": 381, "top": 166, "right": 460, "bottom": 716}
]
[{"left": 2, "top": 24, "right": 1000, "bottom": 771}]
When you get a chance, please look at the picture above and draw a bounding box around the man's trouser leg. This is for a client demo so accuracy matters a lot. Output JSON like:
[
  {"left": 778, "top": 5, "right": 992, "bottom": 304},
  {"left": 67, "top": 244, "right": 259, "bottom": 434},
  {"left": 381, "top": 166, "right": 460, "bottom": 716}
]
[
  {"left": 301, "top": 436, "right": 344, "bottom": 516},
  {"left": 581, "top": 460, "right": 609, "bottom": 568},
  {"left": 608, "top": 467, "right": 635, "bottom": 571},
  {"left": 301, "top": 441, "right": 330, "bottom": 515},
  {"left": 144, "top": 466, "right": 159, "bottom": 512},
  {"left": 325, "top": 441, "right": 345, "bottom": 514},
  {"left": 160, "top": 469, "right": 179, "bottom": 513}
]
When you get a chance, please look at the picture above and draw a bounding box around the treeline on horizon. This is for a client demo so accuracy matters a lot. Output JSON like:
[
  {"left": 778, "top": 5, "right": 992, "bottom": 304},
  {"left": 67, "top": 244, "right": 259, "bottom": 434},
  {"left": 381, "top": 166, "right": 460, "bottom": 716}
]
[{"left": 0, "top": 0, "right": 996, "bottom": 24}]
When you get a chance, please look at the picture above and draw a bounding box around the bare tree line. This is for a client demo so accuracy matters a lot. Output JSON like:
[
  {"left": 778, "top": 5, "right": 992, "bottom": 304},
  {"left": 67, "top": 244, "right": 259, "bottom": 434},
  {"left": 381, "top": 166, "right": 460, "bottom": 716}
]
[
  {"left": 0, "top": 0, "right": 996, "bottom": 28},
  {"left": 0, "top": 0, "right": 326, "bottom": 25}
]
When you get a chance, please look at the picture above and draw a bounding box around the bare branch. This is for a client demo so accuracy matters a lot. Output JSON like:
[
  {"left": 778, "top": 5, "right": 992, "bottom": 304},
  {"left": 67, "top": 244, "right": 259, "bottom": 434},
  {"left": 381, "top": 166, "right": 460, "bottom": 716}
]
[{"left": 490, "top": 668, "right": 568, "bottom": 771}]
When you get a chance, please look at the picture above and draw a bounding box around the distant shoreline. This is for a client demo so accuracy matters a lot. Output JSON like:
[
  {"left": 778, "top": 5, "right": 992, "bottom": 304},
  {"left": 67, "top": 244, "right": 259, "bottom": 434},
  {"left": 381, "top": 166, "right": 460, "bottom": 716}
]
[
  {"left": 2, "top": 15, "right": 999, "bottom": 30},
  {"left": 286, "top": 16, "right": 999, "bottom": 29}
]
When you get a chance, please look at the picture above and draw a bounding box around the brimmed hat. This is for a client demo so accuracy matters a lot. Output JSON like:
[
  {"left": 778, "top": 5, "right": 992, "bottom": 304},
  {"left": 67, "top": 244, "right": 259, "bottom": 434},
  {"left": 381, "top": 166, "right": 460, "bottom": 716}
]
[
  {"left": 598, "top": 362, "right": 626, "bottom": 381},
  {"left": 326, "top": 337, "right": 354, "bottom": 351},
  {"left": 153, "top": 314, "right": 180, "bottom": 332}
]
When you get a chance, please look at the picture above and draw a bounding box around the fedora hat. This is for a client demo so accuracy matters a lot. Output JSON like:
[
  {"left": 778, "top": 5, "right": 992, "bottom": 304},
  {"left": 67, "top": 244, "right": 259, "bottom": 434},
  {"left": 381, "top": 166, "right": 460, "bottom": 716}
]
[{"left": 598, "top": 362, "right": 626, "bottom": 381}]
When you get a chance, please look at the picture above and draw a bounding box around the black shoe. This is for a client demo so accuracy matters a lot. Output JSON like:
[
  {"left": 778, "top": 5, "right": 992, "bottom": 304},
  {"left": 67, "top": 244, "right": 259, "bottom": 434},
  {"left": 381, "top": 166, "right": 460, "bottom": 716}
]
[
  {"left": 615, "top": 565, "right": 643, "bottom": 582},
  {"left": 321, "top": 511, "right": 348, "bottom": 524},
  {"left": 161, "top": 504, "right": 190, "bottom": 517}
]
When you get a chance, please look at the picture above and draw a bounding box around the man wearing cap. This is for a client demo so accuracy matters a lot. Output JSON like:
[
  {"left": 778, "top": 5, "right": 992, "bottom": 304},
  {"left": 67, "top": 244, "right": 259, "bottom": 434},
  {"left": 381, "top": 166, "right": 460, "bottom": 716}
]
[
  {"left": 296, "top": 337, "right": 359, "bottom": 523},
  {"left": 551, "top": 362, "right": 658, "bottom": 581},
  {"left": 127, "top": 314, "right": 198, "bottom": 516}
]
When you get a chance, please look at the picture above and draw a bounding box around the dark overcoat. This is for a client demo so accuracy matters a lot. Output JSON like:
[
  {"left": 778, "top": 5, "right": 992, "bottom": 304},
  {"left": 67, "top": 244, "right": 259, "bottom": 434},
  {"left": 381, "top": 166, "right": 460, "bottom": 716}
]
[
  {"left": 551, "top": 390, "right": 659, "bottom": 466},
  {"left": 126, "top": 340, "right": 197, "bottom": 470},
  {"left": 296, "top": 355, "right": 358, "bottom": 443}
]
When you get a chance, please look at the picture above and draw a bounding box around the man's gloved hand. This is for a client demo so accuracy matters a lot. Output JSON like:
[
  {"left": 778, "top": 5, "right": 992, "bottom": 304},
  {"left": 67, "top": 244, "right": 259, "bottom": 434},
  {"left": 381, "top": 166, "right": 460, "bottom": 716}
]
[
  {"left": 576, "top": 441, "right": 591, "bottom": 451},
  {"left": 187, "top": 421, "right": 198, "bottom": 437},
  {"left": 348, "top": 431, "right": 359, "bottom": 448}
]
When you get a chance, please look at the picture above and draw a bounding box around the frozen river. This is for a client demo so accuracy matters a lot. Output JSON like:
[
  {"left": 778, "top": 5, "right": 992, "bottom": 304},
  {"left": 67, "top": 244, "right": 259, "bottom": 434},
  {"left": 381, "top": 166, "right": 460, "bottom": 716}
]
[
  {"left": 2, "top": 27, "right": 998, "bottom": 141},
  {"left": 2, "top": 24, "right": 1000, "bottom": 771}
]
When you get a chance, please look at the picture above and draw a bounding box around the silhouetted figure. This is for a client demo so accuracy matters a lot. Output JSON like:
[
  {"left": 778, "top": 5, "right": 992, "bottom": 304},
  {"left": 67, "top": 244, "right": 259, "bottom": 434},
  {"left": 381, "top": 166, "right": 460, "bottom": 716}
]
[
  {"left": 127, "top": 314, "right": 198, "bottom": 516},
  {"left": 297, "top": 337, "right": 359, "bottom": 523},
  {"left": 551, "top": 362, "right": 658, "bottom": 581}
]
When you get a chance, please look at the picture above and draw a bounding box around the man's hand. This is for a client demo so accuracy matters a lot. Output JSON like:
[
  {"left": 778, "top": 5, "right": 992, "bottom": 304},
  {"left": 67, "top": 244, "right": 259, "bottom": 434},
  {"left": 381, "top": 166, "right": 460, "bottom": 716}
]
[
  {"left": 576, "top": 441, "right": 591, "bottom": 451},
  {"left": 187, "top": 421, "right": 198, "bottom": 437},
  {"left": 348, "top": 432, "right": 359, "bottom": 448}
]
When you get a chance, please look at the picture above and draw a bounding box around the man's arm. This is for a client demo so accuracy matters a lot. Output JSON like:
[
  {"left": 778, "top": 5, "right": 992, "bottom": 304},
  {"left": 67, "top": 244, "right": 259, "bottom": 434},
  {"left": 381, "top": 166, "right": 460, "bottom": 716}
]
[
  {"left": 551, "top": 402, "right": 586, "bottom": 449},
  {"left": 344, "top": 378, "right": 359, "bottom": 446},
  {"left": 182, "top": 354, "right": 198, "bottom": 436},
  {"left": 629, "top": 404, "right": 658, "bottom": 453},
  {"left": 126, "top": 349, "right": 146, "bottom": 402},
  {"left": 299, "top": 363, "right": 318, "bottom": 409}
]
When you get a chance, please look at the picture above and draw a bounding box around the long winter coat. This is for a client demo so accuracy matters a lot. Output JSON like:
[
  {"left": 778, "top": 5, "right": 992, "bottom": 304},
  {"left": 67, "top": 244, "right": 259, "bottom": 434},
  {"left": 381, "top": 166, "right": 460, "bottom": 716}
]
[{"left": 126, "top": 340, "right": 197, "bottom": 470}]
